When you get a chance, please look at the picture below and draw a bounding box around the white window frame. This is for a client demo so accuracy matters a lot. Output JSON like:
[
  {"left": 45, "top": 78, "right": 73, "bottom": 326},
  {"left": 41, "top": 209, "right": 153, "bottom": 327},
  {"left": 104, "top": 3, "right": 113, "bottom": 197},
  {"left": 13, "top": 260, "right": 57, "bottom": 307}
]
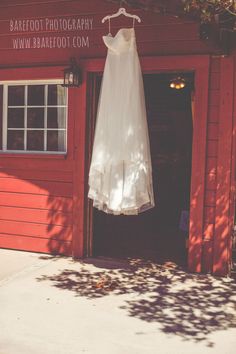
[{"left": 0, "top": 79, "right": 68, "bottom": 155}]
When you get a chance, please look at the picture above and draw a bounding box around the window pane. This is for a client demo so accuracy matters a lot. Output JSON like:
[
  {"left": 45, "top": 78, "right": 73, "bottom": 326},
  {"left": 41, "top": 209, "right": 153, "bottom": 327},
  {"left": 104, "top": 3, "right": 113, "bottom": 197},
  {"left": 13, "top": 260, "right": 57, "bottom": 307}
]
[
  {"left": 3, "top": 83, "right": 67, "bottom": 153},
  {"left": 0, "top": 85, "right": 3, "bottom": 149},
  {"left": 47, "top": 130, "right": 66, "bottom": 151},
  {"left": 47, "top": 108, "right": 66, "bottom": 128},
  {"left": 8, "top": 108, "right": 24, "bottom": 128},
  {"left": 27, "top": 108, "right": 44, "bottom": 128},
  {"left": 7, "top": 130, "right": 24, "bottom": 150},
  {"left": 48, "top": 85, "right": 66, "bottom": 105},
  {"left": 28, "top": 85, "right": 44, "bottom": 106},
  {"left": 8, "top": 86, "right": 24, "bottom": 106},
  {"left": 27, "top": 130, "right": 44, "bottom": 151}
]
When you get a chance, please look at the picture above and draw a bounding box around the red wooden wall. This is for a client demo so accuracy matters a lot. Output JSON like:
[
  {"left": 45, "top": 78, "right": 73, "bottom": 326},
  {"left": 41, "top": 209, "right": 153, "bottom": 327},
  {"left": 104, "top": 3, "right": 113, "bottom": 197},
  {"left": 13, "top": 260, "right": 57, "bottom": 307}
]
[
  {"left": 201, "top": 57, "right": 220, "bottom": 273},
  {"left": 0, "top": 67, "right": 76, "bottom": 255},
  {"left": 195, "top": 55, "right": 235, "bottom": 276},
  {"left": 0, "top": 0, "right": 224, "bottom": 68},
  {"left": 0, "top": 0, "right": 235, "bottom": 275},
  {"left": 0, "top": 158, "right": 74, "bottom": 255}
]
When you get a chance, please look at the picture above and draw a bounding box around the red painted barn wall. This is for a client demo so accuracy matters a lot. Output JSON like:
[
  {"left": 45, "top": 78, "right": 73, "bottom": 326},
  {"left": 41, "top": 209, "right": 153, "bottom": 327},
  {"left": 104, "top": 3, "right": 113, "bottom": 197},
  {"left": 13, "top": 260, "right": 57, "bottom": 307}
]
[
  {"left": 201, "top": 55, "right": 235, "bottom": 275},
  {"left": 0, "top": 0, "right": 235, "bottom": 275},
  {"left": 202, "top": 57, "right": 220, "bottom": 273},
  {"left": 0, "top": 161, "right": 73, "bottom": 255},
  {"left": 0, "top": 0, "right": 223, "bottom": 67},
  {"left": 0, "top": 65, "right": 76, "bottom": 255}
]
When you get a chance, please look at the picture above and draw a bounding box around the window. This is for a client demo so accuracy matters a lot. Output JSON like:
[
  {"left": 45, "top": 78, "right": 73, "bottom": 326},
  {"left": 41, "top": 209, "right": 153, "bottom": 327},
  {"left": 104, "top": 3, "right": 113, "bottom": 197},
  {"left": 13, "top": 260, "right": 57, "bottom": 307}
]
[{"left": 0, "top": 82, "right": 67, "bottom": 153}]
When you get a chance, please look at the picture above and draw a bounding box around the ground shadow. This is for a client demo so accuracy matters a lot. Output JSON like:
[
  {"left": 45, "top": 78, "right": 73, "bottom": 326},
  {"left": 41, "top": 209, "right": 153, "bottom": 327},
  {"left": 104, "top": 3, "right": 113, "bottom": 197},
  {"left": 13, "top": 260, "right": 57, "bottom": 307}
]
[{"left": 37, "top": 258, "right": 236, "bottom": 346}]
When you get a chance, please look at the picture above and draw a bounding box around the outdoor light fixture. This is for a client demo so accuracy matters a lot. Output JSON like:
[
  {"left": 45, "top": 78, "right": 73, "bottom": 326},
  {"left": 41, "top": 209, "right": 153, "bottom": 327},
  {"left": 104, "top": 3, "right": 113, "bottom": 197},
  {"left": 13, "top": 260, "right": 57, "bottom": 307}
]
[
  {"left": 62, "top": 57, "right": 82, "bottom": 87},
  {"left": 169, "top": 76, "right": 186, "bottom": 90}
]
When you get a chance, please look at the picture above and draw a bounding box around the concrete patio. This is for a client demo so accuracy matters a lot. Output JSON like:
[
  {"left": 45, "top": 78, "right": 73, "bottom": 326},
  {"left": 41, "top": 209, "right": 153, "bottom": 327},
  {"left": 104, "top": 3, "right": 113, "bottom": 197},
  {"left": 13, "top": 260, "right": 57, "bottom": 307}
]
[{"left": 0, "top": 248, "right": 236, "bottom": 354}]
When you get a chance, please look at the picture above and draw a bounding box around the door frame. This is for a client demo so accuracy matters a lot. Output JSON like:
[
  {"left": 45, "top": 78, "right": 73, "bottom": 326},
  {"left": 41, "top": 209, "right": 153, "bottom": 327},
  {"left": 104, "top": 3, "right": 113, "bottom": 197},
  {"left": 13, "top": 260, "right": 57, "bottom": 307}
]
[
  {"left": 73, "top": 55, "right": 210, "bottom": 273},
  {"left": 213, "top": 57, "right": 234, "bottom": 276}
]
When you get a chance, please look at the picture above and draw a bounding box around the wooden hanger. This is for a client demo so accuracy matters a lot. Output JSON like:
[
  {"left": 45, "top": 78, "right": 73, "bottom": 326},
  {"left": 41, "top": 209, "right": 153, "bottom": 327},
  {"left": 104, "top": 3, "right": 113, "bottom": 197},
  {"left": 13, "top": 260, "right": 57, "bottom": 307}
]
[{"left": 102, "top": 7, "right": 141, "bottom": 24}]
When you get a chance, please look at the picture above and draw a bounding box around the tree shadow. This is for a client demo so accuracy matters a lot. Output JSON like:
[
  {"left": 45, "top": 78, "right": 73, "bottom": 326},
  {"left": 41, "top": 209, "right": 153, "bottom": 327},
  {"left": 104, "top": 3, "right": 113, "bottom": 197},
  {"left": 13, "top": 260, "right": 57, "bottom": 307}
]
[
  {"left": 0, "top": 169, "right": 73, "bottom": 256},
  {"left": 37, "top": 258, "right": 236, "bottom": 346},
  {"left": 45, "top": 194, "right": 73, "bottom": 255}
]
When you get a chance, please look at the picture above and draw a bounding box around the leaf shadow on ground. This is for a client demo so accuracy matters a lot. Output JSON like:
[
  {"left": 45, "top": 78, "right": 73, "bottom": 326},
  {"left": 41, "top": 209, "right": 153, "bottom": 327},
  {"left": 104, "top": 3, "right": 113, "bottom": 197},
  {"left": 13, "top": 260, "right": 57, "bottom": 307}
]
[{"left": 37, "top": 258, "right": 236, "bottom": 346}]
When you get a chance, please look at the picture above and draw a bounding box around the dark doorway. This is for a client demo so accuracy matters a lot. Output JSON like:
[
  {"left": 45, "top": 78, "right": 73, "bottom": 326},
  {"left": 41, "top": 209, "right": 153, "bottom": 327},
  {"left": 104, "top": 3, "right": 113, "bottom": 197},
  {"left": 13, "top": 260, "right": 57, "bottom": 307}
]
[{"left": 91, "top": 73, "right": 193, "bottom": 265}]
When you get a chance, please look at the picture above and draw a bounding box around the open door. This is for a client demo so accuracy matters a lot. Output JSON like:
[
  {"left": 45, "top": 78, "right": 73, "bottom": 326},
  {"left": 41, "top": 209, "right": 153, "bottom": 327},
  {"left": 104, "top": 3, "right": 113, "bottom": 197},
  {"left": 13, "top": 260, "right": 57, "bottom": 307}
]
[{"left": 90, "top": 73, "right": 194, "bottom": 265}]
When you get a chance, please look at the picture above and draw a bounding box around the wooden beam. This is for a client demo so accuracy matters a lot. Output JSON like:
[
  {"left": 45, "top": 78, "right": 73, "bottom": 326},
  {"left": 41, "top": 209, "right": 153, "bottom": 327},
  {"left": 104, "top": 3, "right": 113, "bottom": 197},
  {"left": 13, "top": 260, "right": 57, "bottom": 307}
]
[
  {"left": 188, "top": 58, "right": 210, "bottom": 273},
  {"left": 213, "top": 56, "right": 234, "bottom": 276},
  {"left": 72, "top": 68, "right": 88, "bottom": 258}
]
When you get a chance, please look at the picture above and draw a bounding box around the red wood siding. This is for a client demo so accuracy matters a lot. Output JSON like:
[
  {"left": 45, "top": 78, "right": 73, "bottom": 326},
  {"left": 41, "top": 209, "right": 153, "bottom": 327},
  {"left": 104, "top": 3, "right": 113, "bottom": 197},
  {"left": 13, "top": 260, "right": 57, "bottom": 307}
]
[
  {"left": 0, "top": 160, "right": 73, "bottom": 255},
  {"left": 0, "top": 86, "right": 2, "bottom": 148},
  {"left": 0, "top": 0, "right": 224, "bottom": 68},
  {"left": 201, "top": 57, "right": 220, "bottom": 273},
  {"left": 0, "top": 66, "right": 75, "bottom": 255},
  {"left": 201, "top": 56, "right": 235, "bottom": 275},
  {"left": 213, "top": 57, "right": 234, "bottom": 276}
]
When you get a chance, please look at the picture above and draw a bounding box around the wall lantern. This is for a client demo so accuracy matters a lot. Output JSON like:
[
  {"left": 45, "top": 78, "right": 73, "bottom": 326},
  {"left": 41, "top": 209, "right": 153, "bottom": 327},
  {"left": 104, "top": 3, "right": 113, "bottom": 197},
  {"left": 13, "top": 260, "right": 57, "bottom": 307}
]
[
  {"left": 169, "top": 76, "right": 186, "bottom": 90},
  {"left": 62, "top": 57, "right": 82, "bottom": 87}
]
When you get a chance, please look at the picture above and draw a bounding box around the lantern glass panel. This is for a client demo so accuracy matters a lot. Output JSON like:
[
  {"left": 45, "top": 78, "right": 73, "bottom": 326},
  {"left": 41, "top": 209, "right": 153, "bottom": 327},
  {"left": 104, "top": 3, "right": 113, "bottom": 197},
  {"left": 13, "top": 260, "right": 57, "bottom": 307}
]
[{"left": 63, "top": 60, "right": 81, "bottom": 87}]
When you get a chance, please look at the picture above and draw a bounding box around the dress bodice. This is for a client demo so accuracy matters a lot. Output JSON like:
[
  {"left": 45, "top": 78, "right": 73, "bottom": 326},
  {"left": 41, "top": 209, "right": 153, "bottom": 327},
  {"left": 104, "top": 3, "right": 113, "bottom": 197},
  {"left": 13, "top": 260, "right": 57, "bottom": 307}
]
[{"left": 103, "top": 28, "right": 136, "bottom": 54}]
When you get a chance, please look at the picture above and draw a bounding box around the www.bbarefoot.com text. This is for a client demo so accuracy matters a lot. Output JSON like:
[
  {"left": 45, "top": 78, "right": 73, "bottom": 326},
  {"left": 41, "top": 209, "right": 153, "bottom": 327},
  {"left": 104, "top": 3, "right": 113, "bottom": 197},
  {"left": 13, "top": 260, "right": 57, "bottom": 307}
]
[{"left": 12, "top": 36, "right": 90, "bottom": 49}]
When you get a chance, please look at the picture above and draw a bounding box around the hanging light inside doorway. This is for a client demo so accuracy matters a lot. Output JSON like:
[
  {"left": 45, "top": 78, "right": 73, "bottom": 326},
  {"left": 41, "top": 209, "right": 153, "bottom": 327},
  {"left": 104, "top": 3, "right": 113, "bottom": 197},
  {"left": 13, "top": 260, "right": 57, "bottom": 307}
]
[
  {"left": 169, "top": 76, "right": 186, "bottom": 90},
  {"left": 62, "top": 57, "right": 82, "bottom": 87}
]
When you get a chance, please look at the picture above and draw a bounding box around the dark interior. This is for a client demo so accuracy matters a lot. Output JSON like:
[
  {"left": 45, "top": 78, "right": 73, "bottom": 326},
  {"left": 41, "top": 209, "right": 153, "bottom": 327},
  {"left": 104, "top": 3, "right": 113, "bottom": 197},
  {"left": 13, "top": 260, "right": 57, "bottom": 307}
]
[{"left": 92, "top": 73, "right": 194, "bottom": 265}]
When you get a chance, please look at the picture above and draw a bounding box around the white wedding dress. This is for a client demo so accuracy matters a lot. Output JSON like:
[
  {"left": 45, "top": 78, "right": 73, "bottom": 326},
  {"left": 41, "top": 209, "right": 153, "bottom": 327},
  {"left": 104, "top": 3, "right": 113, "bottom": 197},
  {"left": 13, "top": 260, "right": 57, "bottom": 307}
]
[{"left": 88, "top": 27, "right": 155, "bottom": 215}]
